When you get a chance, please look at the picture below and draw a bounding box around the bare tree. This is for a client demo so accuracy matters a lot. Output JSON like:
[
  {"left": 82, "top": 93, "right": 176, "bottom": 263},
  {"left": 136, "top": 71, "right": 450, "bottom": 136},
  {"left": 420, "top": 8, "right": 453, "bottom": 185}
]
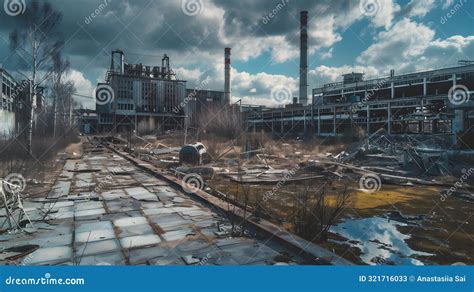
[
  {"left": 9, "top": 0, "right": 63, "bottom": 154},
  {"left": 51, "top": 53, "right": 71, "bottom": 138}
]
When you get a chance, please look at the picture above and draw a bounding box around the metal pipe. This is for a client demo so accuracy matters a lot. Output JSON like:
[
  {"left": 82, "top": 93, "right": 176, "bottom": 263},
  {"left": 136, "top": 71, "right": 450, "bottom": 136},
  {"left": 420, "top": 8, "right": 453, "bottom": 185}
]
[{"left": 224, "top": 48, "right": 231, "bottom": 105}]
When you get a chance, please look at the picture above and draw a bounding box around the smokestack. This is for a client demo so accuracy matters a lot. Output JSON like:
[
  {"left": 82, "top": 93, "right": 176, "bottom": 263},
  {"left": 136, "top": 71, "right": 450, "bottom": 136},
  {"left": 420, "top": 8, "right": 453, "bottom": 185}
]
[
  {"left": 299, "top": 11, "right": 308, "bottom": 106},
  {"left": 224, "top": 48, "right": 231, "bottom": 105}
]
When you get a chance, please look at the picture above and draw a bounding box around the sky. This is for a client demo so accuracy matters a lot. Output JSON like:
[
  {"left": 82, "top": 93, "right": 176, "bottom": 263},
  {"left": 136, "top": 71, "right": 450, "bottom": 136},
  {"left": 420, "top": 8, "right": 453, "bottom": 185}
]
[{"left": 0, "top": 0, "right": 473, "bottom": 109}]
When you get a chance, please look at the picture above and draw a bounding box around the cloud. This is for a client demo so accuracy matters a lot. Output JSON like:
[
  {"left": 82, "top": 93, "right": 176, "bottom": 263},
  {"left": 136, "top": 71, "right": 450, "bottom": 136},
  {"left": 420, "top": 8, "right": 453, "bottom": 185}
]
[
  {"left": 1, "top": 0, "right": 472, "bottom": 109},
  {"left": 230, "top": 70, "right": 298, "bottom": 106},
  {"left": 65, "top": 70, "right": 95, "bottom": 109},
  {"left": 442, "top": 0, "right": 455, "bottom": 10},
  {"left": 356, "top": 18, "right": 435, "bottom": 70},
  {"left": 401, "top": 0, "right": 436, "bottom": 18},
  {"left": 309, "top": 17, "right": 474, "bottom": 86},
  {"left": 309, "top": 65, "right": 380, "bottom": 85},
  {"left": 362, "top": 0, "right": 401, "bottom": 29}
]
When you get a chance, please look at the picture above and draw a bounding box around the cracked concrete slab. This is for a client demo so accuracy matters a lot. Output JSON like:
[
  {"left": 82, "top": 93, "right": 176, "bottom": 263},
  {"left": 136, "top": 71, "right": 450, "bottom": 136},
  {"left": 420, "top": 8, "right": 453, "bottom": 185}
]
[{"left": 0, "top": 145, "right": 313, "bottom": 266}]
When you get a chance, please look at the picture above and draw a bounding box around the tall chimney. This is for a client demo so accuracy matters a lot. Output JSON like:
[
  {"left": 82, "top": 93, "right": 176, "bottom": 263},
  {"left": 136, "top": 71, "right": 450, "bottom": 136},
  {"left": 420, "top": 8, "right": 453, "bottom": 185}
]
[
  {"left": 299, "top": 11, "right": 308, "bottom": 106},
  {"left": 224, "top": 48, "right": 231, "bottom": 105}
]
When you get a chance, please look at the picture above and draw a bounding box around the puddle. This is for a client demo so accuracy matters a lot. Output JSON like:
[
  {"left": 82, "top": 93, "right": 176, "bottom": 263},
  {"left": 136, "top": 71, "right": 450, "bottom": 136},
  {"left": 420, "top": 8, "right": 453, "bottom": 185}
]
[{"left": 331, "top": 216, "right": 433, "bottom": 265}]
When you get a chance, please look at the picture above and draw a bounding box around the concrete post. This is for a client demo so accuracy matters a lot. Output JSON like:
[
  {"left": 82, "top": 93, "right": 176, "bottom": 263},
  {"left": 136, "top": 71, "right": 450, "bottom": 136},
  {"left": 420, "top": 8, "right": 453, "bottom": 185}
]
[
  {"left": 453, "top": 110, "right": 465, "bottom": 145},
  {"left": 387, "top": 102, "right": 392, "bottom": 134},
  {"left": 292, "top": 110, "right": 294, "bottom": 129},
  {"left": 271, "top": 112, "right": 274, "bottom": 134},
  {"left": 303, "top": 109, "right": 307, "bottom": 134},
  {"left": 366, "top": 106, "right": 370, "bottom": 135},
  {"left": 423, "top": 77, "right": 427, "bottom": 96},
  {"left": 317, "top": 108, "right": 321, "bottom": 135},
  {"left": 419, "top": 99, "right": 424, "bottom": 133},
  {"left": 134, "top": 115, "right": 137, "bottom": 132},
  {"left": 280, "top": 112, "right": 283, "bottom": 133}
]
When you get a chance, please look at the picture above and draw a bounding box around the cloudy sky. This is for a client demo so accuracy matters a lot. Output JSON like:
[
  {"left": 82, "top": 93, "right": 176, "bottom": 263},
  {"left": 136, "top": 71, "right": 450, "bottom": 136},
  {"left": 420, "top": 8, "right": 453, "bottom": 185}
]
[{"left": 0, "top": 0, "right": 473, "bottom": 108}]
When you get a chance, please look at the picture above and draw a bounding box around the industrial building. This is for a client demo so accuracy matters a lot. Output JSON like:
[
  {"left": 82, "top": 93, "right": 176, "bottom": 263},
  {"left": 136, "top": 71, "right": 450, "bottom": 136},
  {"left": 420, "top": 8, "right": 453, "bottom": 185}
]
[
  {"left": 95, "top": 50, "right": 227, "bottom": 133},
  {"left": 184, "top": 89, "right": 224, "bottom": 124},
  {"left": 96, "top": 50, "right": 187, "bottom": 133},
  {"left": 243, "top": 11, "right": 474, "bottom": 147},
  {"left": 244, "top": 64, "right": 473, "bottom": 137},
  {"left": 0, "top": 66, "right": 39, "bottom": 139},
  {"left": 0, "top": 66, "right": 17, "bottom": 137}
]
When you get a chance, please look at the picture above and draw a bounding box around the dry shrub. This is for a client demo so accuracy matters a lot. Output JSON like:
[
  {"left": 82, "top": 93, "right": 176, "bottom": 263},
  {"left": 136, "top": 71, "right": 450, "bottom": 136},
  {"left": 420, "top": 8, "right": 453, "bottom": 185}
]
[
  {"left": 203, "top": 138, "right": 225, "bottom": 161},
  {"left": 292, "top": 181, "right": 350, "bottom": 242},
  {"left": 0, "top": 130, "right": 79, "bottom": 176}
]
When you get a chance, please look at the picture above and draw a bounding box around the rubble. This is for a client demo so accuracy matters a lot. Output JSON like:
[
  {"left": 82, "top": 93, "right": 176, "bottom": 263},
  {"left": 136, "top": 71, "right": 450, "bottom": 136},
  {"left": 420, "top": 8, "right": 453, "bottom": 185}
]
[{"left": 325, "top": 128, "right": 472, "bottom": 188}]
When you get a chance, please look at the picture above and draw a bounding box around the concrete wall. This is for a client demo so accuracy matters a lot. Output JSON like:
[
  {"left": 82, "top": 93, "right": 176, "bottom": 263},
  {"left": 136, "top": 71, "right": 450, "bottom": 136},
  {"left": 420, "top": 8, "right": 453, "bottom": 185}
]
[{"left": 0, "top": 109, "right": 15, "bottom": 138}]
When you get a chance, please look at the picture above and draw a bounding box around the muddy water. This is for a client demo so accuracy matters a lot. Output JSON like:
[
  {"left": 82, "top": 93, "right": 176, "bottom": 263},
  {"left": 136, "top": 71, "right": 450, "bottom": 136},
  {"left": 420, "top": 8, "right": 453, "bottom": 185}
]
[
  {"left": 212, "top": 177, "right": 474, "bottom": 265},
  {"left": 330, "top": 216, "right": 433, "bottom": 265}
]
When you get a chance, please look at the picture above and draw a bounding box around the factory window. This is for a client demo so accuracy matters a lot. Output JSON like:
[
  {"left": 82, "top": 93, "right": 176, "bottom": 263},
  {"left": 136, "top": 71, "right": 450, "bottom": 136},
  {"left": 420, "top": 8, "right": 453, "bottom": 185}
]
[
  {"left": 459, "top": 72, "right": 474, "bottom": 79},
  {"left": 394, "top": 81, "right": 408, "bottom": 86},
  {"left": 117, "top": 103, "right": 134, "bottom": 110},
  {"left": 100, "top": 115, "right": 113, "bottom": 123},
  {"left": 430, "top": 75, "right": 450, "bottom": 82}
]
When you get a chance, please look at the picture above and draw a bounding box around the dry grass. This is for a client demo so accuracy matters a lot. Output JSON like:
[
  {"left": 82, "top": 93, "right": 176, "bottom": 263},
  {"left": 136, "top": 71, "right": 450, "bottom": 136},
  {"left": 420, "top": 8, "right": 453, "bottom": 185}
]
[
  {"left": 0, "top": 130, "right": 79, "bottom": 177},
  {"left": 197, "top": 105, "right": 242, "bottom": 139}
]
